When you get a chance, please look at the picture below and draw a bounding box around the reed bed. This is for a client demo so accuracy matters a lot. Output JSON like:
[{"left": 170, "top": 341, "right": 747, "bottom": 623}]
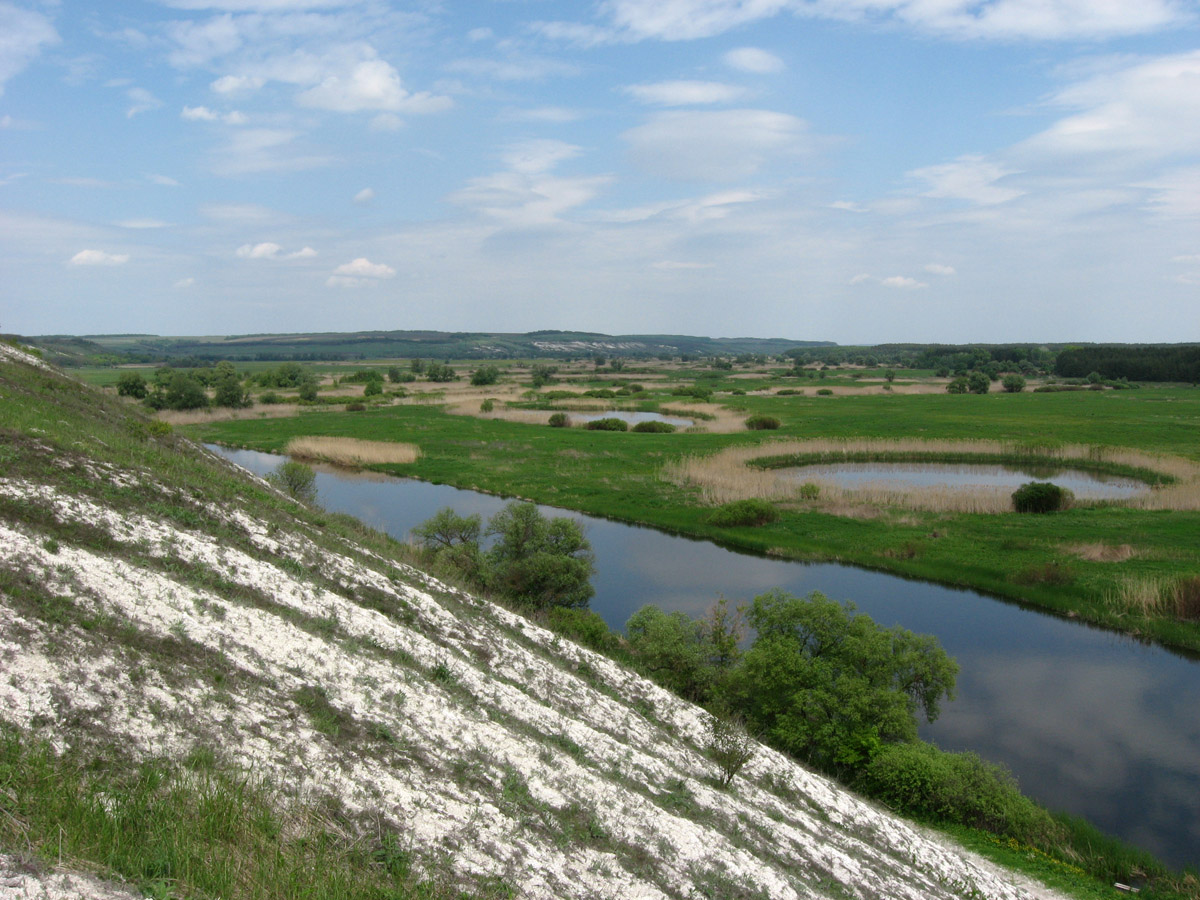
[
  {"left": 285, "top": 435, "right": 421, "bottom": 466},
  {"left": 664, "top": 438, "right": 1200, "bottom": 512},
  {"left": 1103, "top": 575, "right": 1200, "bottom": 620}
]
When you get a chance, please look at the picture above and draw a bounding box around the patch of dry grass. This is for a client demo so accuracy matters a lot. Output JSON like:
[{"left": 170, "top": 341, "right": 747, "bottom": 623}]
[
  {"left": 663, "top": 438, "right": 1200, "bottom": 513},
  {"left": 1102, "top": 575, "right": 1200, "bottom": 620},
  {"left": 1064, "top": 543, "right": 1138, "bottom": 562},
  {"left": 285, "top": 436, "right": 421, "bottom": 466},
  {"left": 157, "top": 403, "right": 308, "bottom": 426}
]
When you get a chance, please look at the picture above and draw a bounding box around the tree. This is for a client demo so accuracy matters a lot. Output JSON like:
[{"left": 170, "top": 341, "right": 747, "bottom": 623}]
[
  {"left": 884, "top": 369, "right": 896, "bottom": 383},
  {"left": 530, "top": 363, "right": 557, "bottom": 388},
  {"left": 267, "top": 460, "right": 317, "bottom": 503},
  {"left": 485, "top": 501, "right": 594, "bottom": 610},
  {"left": 297, "top": 377, "right": 318, "bottom": 402},
  {"left": 425, "top": 362, "right": 457, "bottom": 382},
  {"left": 411, "top": 508, "right": 484, "bottom": 581},
  {"left": 116, "top": 371, "right": 148, "bottom": 399},
  {"left": 213, "top": 362, "right": 250, "bottom": 408},
  {"left": 946, "top": 377, "right": 969, "bottom": 394},
  {"left": 1002, "top": 374, "right": 1026, "bottom": 393},
  {"left": 726, "top": 590, "right": 957, "bottom": 774},
  {"left": 470, "top": 365, "right": 500, "bottom": 386},
  {"left": 967, "top": 372, "right": 990, "bottom": 394},
  {"left": 163, "top": 372, "right": 208, "bottom": 410},
  {"left": 363, "top": 379, "right": 383, "bottom": 397}
]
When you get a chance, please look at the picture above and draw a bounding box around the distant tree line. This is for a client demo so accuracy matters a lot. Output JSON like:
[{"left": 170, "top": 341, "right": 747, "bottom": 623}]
[{"left": 1055, "top": 345, "right": 1200, "bottom": 383}]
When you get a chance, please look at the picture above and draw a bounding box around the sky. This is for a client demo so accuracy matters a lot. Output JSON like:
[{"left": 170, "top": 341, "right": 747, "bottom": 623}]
[{"left": 1, "top": 0, "right": 1199, "bottom": 344}]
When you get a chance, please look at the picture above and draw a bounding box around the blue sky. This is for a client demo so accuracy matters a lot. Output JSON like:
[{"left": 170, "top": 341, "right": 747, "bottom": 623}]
[{"left": 2, "top": 0, "right": 1198, "bottom": 343}]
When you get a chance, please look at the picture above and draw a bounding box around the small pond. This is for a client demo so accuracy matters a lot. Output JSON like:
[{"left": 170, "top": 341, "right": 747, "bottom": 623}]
[
  {"left": 213, "top": 445, "right": 1200, "bottom": 869},
  {"left": 785, "top": 461, "right": 1147, "bottom": 500},
  {"left": 575, "top": 411, "right": 692, "bottom": 427}
]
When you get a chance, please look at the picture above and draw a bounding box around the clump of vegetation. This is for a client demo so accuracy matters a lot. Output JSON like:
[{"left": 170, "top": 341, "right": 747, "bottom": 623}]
[
  {"left": 816, "top": 388, "right": 833, "bottom": 396},
  {"left": 548, "top": 412, "right": 570, "bottom": 427},
  {"left": 705, "top": 499, "right": 779, "bottom": 527},
  {"left": 631, "top": 420, "right": 675, "bottom": 433},
  {"left": 412, "top": 502, "right": 595, "bottom": 610},
  {"left": 705, "top": 714, "right": 757, "bottom": 788},
  {"left": 1002, "top": 374, "right": 1027, "bottom": 393},
  {"left": 585, "top": 417, "right": 628, "bottom": 431},
  {"left": 858, "top": 742, "right": 1057, "bottom": 843},
  {"left": 471, "top": 366, "right": 500, "bottom": 386},
  {"left": 671, "top": 386, "right": 713, "bottom": 401},
  {"left": 744, "top": 415, "right": 780, "bottom": 431},
  {"left": 345, "top": 401, "right": 366, "bottom": 412},
  {"left": 1012, "top": 481, "right": 1071, "bottom": 513},
  {"left": 797, "top": 482, "right": 821, "bottom": 500},
  {"left": 480, "top": 398, "right": 494, "bottom": 413},
  {"left": 267, "top": 460, "right": 318, "bottom": 503}
]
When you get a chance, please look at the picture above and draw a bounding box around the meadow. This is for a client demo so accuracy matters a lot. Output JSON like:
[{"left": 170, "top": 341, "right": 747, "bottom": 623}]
[{"left": 168, "top": 358, "right": 1200, "bottom": 653}]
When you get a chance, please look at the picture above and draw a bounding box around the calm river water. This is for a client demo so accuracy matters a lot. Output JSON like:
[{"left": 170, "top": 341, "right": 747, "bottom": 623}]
[{"left": 215, "top": 445, "right": 1200, "bottom": 869}]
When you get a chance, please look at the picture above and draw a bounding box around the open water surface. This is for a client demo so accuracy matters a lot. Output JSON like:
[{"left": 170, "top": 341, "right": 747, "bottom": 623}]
[
  {"left": 215, "top": 445, "right": 1200, "bottom": 869},
  {"left": 784, "top": 461, "right": 1146, "bottom": 500}
]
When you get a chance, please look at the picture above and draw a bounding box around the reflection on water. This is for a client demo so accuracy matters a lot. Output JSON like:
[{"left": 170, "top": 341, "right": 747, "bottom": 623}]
[
  {"left": 214, "top": 445, "right": 1200, "bottom": 869},
  {"left": 785, "top": 461, "right": 1147, "bottom": 500}
]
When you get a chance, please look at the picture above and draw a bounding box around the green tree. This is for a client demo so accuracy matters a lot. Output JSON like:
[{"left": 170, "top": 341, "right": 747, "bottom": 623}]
[
  {"left": 164, "top": 372, "right": 208, "bottom": 410},
  {"left": 485, "top": 502, "right": 594, "bottom": 610},
  {"left": 411, "top": 508, "right": 484, "bottom": 581},
  {"left": 470, "top": 365, "right": 500, "bottom": 386},
  {"left": 213, "top": 362, "right": 250, "bottom": 408},
  {"left": 967, "top": 372, "right": 990, "bottom": 394},
  {"left": 726, "top": 590, "right": 957, "bottom": 774},
  {"left": 267, "top": 460, "right": 317, "bottom": 503},
  {"left": 626, "top": 606, "right": 711, "bottom": 699},
  {"left": 363, "top": 379, "right": 383, "bottom": 397},
  {"left": 425, "top": 362, "right": 457, "bottom": 382},
  {"left": 1002, "top": 374, "right": 1026, "bottom": 393},
  {"left": 116, "top": 371, "right": 148, "bottom": 399},
  {"left": 297, "top": 378, "right": 318, "bottom": 402},
  {"left": 530, "top": 363, "right": 557, "bottom": 388}
]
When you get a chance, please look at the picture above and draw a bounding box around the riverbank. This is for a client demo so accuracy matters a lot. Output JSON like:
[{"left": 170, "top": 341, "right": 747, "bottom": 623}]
[{"left": 184, "top": 387, "right": 1200, "bottom": 656}]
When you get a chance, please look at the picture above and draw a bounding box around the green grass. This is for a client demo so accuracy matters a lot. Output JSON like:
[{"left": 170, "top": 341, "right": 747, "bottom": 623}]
[
  {"left": 0, "top": 729, "right": 497, "bottom": 900},
  {"left": 186, "top": 382, "right": 1200, "bottom": 653}
]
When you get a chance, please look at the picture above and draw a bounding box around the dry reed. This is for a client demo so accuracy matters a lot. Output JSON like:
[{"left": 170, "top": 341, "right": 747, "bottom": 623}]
[
  {"left": 663, "top": 438, "right": 1200, "bottom": 513},
  {"left": 285, "top": 436, "right": 421, "bottom": 466}
]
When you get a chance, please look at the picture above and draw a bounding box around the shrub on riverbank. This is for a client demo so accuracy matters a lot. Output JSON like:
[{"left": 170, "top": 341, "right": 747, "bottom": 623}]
[
  {"left": 1013, "top": 481, "right": 1070, "bottom": 513},
  {"left": 705, "top": 499, "right": 779, "bottom": 527},
  {"left": 585, "top": 417, "right": 628, "bottom": 431}
]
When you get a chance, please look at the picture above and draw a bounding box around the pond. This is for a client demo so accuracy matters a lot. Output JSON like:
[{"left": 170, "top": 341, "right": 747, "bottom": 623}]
[
  {"left": 784, "top": 462, "right": 1147, "bottom": 500},
  {"left": 214, "top": 445, "right": 1200, "bottom": 870},
  {"left": 575, "top": 411, "right": 692, "bottom": 427}
]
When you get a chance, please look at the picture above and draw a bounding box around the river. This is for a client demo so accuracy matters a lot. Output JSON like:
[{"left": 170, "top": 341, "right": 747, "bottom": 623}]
[{"left": 214, "top": 445, "right": 1200, "bottom": 869}]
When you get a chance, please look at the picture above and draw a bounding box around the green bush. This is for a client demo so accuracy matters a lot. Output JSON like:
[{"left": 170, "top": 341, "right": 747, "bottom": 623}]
[
  {"left": 1001, "top": 374, "right": 1026, "bottom": 393},
  {"left": 363, "top": 380, "right": 383, "bottom": 397},
  {"left": 116, "top": 371, "right": 148, "bottom": 399},
  {"left": 480, "top": 398, "right": 494, "bottom": 413},
  {"left": 1012, "top": 481, "right": 1070, "bottom": 513},
  {"left": 744, "top": 415, "right": 780, "bottom": 431},
  {"left": 859, "top": 742, "right": 1057, "bottom": 843},
  {"left": 470, "top": 366, "right": 500, "bottom": 386},
  {"left": 259, "top": 391, "right": 282, "bottom": 405},
  {"left": 631, "top": 420, "right": 675, "bottom": 433},
  {"left": 267, "top": 460, "right": 317, "bottom": 503},
  {"left": 345, "top": 401, "right": 366, "bottom": 411},
  {"left": 548, "top": 412, "right": 570, "bottom": 427},
  {"left": 816, "top": 388, "right": 833, "bottom": 396},
  {"left": 585, "top": 417, "right": 628, "bottom": 431},
  {"left": 705, "top": 499, "right": 779, "bottom": 527},
  {"left": 797, "top": 482, "right": 820, "bottom": 500}
]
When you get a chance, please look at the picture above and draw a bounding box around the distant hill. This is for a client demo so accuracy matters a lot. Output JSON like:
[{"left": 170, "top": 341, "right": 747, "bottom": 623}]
[{"left": 20, "top": 330, "right": 836, "bottom": 366}]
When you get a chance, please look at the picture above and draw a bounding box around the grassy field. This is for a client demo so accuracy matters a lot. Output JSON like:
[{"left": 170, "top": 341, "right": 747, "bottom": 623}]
[{"left": 178, "top": 363, "right": 1200, "bottom": 654}]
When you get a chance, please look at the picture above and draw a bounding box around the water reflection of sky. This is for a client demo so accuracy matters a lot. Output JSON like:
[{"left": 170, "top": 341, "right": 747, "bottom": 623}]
[
  {"left": 214, "top": 446, "right": 1200, "bottom": 869},
  {"left": 575, "top": 411, "right": 692, "bottom": 427},
  {"left": 785, "top": 462, "right": 1146, "bottom": 500}
]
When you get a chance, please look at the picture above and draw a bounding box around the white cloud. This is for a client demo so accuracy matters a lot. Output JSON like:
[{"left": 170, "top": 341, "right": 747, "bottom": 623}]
[
  {"left": 332, "top": 257, "right": 395, "bottom": 278},
  {"left": 881, "top": 275, "right": 928, "bottom": 289},
  {"left": 236, "top": 242, "right": 316, "bottom": 259},
  {"left": 587, "top": 0, "right": 1189, "bottom": 42},
  {"left": 623, "top": 80, "right": 746, "bottom": 106},
  {"left": 212, "top": 128, "right": 330, "bottom": 175},
  {"left": 652, "top": 260, "right": 716, "bottom": 269},
  {"left": 211, "top": 73, "right": 264, "bottom": 94},
  {"left": 236, "top": 241, "right": 283, "bottom": 259},
  {"left": 1172, "top": 254, "right": 1200, "bottom": 264},
  {"left": 0, "top": 3, "right": 58, "bottom": 96},
  {"left": 166, "top": 14, "right": 244, "bottom": 68},
  {"left": 909, "top": 154, "right": 1024, "bottom": 205},
  {"left": 500, "top": 106, "right": 583, "bottom": 123},
  {"left": 174, "top": 277, "right": 196, "bottom": 289},
  {"left": 467, "top": 27, "right": 494, "bottom": 42},
  {"left": 830, "top": 200, "right": 867, "bottom": 212},
  {"left": 622, "top": 109, "right": 811, "bottom": 180},
  {"left": 924, "top": 262, "right": 956, "bottom": 275},
  {"left": 68, "top": 249, "right": 129, "bottom": 266},
  {"left": 502, "top": 139, "right": 581, "bottom": 175},
  {"left": 445, "top": 54, "right": 580, "bottom": 82},
  {"left": 327, "top": 256, "right": 396, "bottom": 286},
  {"left": 182, "top": 105, "right": 246, "bottom": 124},
  {"left": 201, "top": 203, "right": 280, "bottom": 222},
  {"left": 354, "top": 187, "right": 375, "bottom": 204},
  {"left": 724, "top": 47, "right": 784, "bottom": 73},
  {"left": 297, "top": 59, "right": 452, "bottom": 113},
  {"left": 451, "top": 172, "right": 612, "bottom": 227},
  {"left": 147, "top": 173, "right": 181, "bottom": 186},
  {"left": 126, "top": 87, "right": 163, "bottom": 118}
]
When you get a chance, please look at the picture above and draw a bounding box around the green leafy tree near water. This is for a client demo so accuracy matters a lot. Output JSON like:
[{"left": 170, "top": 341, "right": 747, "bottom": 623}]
[{"left": 726, "top": 590, "right": 957, "bottom": 774}]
